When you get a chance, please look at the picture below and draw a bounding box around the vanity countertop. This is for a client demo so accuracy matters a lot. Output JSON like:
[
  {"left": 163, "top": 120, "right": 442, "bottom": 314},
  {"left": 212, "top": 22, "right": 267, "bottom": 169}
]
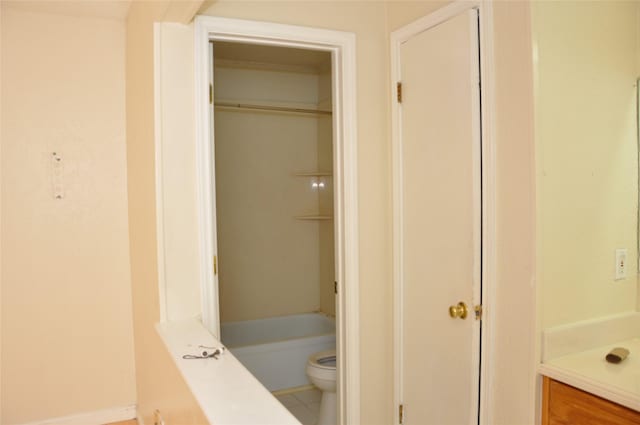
[{"left": 539, "top": 338, "right": 640, "bottom": 412}]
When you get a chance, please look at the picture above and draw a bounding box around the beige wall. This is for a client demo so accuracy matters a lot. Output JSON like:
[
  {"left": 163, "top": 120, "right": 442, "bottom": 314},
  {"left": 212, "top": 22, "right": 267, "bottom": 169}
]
[
  {"left": 533, "top": 1, "right": 639, "bottom": 329},
  {"left": 1, "top": 4, "right": 136, "bottom": 423},
  {"left": 200, "top": 1, "right": 392, "bottom": 423},
  {"left": 125, "top": 2, "right": 208, "bottom": 424},
  {"left": 490, "top": 3, "right": 537, "bottom": 424},
  {"left": 385, "top": 0, "right": 448, "bottom": 29},
  {"left": 1, "top": 3, "right": 5, "bottom": 421}
]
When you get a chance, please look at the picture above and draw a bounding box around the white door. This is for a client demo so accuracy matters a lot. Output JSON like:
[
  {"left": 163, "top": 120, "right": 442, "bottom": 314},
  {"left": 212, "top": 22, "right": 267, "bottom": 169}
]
[{"left": 395, "top": 8, "right": 482, "bottom": 425}]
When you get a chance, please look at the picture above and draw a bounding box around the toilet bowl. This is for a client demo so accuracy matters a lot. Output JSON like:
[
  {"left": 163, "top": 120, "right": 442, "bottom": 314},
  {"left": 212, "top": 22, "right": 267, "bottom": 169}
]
[{"left": 306, "top": 350, "right": 337, "bottom": 425}]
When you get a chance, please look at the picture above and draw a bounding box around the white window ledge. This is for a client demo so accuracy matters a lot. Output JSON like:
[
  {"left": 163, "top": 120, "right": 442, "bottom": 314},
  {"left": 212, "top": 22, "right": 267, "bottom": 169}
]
[{"left": 156, "top": 318, "right": 301, "bottom": 425}]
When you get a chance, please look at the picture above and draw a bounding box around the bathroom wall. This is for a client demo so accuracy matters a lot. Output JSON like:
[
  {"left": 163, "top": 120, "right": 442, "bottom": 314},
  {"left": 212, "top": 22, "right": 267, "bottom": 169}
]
[
  {"left": 1, "top": 4, "right": 136, "bottom": 423},
  {"left": 533, "top": 1, "right": 640, "bottom": 329},
  {"left": 214, "top": 65, "right": 324, "bottom": 322}
]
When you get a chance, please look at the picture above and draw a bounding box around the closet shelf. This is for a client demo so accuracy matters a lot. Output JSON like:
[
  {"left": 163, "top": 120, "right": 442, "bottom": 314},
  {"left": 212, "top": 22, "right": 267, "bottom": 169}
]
[
  {"left": 215, "top": 101, "right": 332, "bottom": 116},
  {"left": 293, "top": 172, "right": 333, "bottom": 177},
  {"left": 294, "top": 215, "right": 334, "bottom": 221}
]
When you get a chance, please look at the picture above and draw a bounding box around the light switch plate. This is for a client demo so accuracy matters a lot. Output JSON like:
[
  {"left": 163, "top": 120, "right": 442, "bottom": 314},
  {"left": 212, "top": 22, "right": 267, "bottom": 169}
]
[
  {"left": 615, "top": 248, "right": 627, "bottom": 280},
  {"left": 51, "top": 152, "right": 64, "bottom": 200}
]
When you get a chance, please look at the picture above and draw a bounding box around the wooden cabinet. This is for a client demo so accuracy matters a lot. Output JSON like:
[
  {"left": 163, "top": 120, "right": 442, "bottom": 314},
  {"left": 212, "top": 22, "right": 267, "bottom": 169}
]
[{"left": 542, "top": 377, "right": 640, "bottom": 425}]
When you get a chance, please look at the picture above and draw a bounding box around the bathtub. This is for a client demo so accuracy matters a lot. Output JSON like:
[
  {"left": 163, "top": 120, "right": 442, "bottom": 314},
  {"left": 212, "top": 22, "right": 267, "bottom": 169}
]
[{"left": 221, "top": 312, "right": 336, "bottom": 391}]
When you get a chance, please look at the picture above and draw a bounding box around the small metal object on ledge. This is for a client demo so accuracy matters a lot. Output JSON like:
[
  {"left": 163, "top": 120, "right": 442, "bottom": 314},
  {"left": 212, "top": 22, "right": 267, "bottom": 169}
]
[{"left": 183, "top": 346, "right": 225, "bottom": 360}]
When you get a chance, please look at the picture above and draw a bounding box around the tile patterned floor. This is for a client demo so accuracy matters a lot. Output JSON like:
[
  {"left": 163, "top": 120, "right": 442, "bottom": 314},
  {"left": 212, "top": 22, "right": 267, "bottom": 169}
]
[{"left": 275, "top": 388, "right": 322, "bottom": 425}]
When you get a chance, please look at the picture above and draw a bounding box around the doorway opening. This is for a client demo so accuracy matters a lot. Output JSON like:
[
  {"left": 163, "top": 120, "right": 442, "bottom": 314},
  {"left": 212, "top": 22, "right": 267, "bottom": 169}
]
[
  {"left": 213, "top": 41, "right": 336, "bottom": 424},
  {"left": 194, "top": 15, "right": 360, "bottom": 425}
]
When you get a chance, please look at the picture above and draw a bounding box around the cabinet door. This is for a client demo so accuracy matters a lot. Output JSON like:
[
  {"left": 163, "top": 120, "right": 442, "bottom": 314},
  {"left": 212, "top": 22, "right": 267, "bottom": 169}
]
[{"left": 542, "top": 377, "right": 640, "bottom": 425}]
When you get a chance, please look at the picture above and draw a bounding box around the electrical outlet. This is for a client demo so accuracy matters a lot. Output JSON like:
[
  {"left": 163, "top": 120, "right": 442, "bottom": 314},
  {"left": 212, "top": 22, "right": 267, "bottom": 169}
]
[{"left": 615, "top": 249, "right": 627, "bottom": 280}]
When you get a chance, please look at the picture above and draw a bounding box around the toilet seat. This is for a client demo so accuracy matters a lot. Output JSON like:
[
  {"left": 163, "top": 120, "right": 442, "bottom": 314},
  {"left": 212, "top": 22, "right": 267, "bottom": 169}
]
[
  {"left": 308, "top": 350, "right": 336, "bottom": 370},
  {"left": 307, "top": 350, "right": 336, "bottom": 385}
]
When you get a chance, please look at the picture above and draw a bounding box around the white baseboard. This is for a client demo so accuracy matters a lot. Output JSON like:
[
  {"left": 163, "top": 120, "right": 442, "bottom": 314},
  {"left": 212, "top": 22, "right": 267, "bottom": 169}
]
[{"left": 14, "top": 405, "right": 137, "bottom": 425}]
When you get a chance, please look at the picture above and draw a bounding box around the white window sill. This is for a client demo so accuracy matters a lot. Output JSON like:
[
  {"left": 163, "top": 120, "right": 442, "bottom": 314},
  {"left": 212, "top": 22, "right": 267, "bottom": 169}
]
[{"left": 156, "top": 318, "right": 301, "bottom": 425}]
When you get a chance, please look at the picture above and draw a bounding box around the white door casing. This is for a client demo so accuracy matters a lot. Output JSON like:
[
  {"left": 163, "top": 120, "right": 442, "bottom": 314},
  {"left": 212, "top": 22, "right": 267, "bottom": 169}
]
[
  {"left": 194, "top": 16, "right": 360, "bottom": 425},
  {"left": 391, "top": 2, "right": 496, "bottom": 424}
]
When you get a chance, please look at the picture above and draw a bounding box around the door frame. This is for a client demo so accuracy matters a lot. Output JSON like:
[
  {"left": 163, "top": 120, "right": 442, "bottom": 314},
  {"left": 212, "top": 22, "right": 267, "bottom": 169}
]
[
  {"left": 193, "top": 16, "right": 360, "bottom": 425},
  {"left": 390, "top": 1, "right": 497, "bottom": 424}
]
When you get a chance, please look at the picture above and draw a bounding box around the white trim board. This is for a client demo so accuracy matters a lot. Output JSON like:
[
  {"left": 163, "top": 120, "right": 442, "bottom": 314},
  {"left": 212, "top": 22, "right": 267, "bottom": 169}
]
[
  {"left": 193, "top": 15, "right": 360, "bottom": 425},
  {"left": 390, "top": 1, "right": 497, "bottom": 424},
  {"left": 13, "top": 405, "right": 136, "bottom": 425},
  {"left": 154, "top": 23, "right": 169, "bottom": 322}
]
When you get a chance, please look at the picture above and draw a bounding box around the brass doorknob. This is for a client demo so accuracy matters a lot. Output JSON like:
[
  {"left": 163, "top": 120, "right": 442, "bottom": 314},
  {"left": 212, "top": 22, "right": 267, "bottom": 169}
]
[{"left": 449, "top": 301, "right": 468, "bottom": 319}]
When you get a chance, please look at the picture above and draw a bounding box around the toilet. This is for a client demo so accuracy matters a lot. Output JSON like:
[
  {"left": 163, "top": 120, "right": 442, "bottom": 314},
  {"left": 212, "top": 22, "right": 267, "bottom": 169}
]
[{"left": 306, "top": 350, "right": 337, "bottom": 425}]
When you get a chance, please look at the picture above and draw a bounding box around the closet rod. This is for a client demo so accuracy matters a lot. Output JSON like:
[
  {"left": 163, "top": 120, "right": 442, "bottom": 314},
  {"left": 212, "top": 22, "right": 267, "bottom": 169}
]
[{"left": 214, "top": 101, "right": 332, "bottom": 116}]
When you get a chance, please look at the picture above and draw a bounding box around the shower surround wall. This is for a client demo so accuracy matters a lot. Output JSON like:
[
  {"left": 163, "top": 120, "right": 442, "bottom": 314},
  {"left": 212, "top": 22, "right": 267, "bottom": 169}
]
[{"left": 214, "top": 62, "right": 334, "bottom": 322}]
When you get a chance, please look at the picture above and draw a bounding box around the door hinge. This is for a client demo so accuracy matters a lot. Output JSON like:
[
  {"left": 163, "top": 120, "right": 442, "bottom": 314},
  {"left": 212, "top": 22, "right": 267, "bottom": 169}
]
[
  {"left": 396, "top": 82, "right": 403, "bottom": 103},
  {"left": 474, "top": 304, "right": 483, "bottom": 320},
  {"left": 209, "top": 83, "right": 213, "bottom": 105},
  {"left": 213, "top": 255, "right": 217, "bottom": 275},
  {"left": 399, "top": 404, "right": 404, "bottom": 424},
  {"left": 334, "top": 281, "right": 338, "bottom": 294}
]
